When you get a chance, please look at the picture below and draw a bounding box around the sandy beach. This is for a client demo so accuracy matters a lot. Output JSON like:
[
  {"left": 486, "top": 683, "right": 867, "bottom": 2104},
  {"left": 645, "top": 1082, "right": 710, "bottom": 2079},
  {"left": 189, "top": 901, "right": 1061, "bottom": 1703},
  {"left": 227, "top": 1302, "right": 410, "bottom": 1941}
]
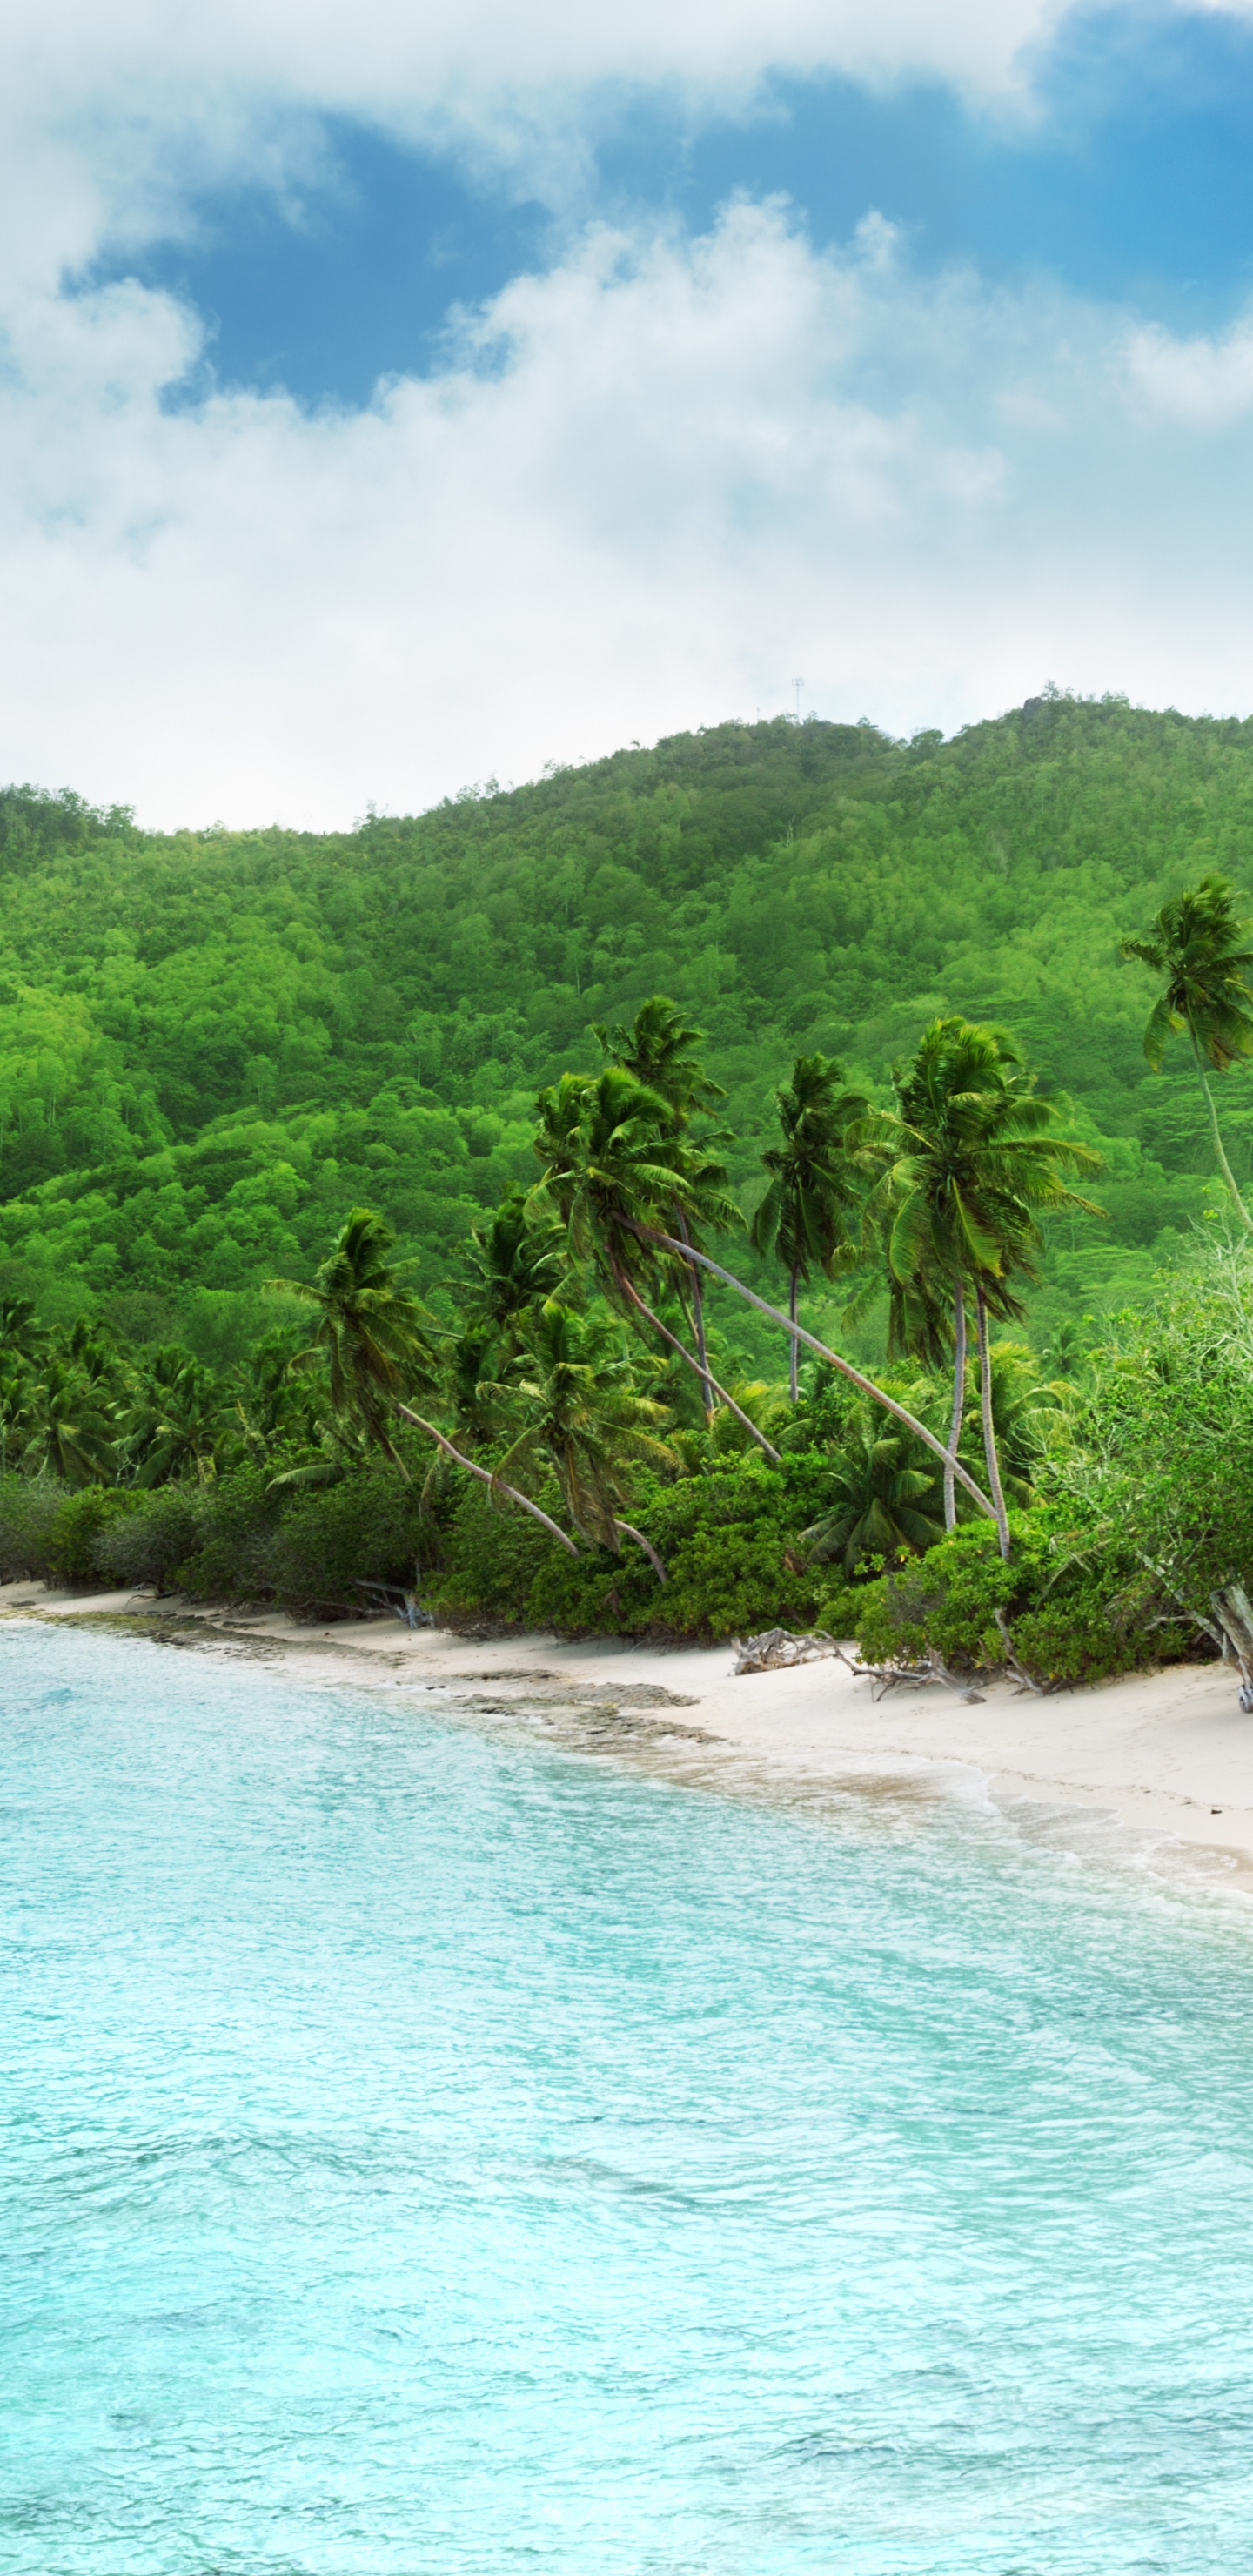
[{"left": 7, "top": 1578, "right": 1253, "bottom": 1877}]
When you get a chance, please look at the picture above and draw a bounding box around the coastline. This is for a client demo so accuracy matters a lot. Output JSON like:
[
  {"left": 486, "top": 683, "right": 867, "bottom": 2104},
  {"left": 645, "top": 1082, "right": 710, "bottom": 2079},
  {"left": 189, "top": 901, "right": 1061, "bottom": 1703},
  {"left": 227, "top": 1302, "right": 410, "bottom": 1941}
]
[{"left": 7, "top": 1578, "right": 1253, "bottom": 1879}]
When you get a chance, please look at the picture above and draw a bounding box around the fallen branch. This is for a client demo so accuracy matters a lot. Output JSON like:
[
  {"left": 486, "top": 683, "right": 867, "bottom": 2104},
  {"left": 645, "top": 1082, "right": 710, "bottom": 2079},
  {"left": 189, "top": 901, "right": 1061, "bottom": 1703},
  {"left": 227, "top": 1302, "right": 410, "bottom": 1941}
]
[{"left": 732, "top": 1627, "right": 839, "bottom": 1674}]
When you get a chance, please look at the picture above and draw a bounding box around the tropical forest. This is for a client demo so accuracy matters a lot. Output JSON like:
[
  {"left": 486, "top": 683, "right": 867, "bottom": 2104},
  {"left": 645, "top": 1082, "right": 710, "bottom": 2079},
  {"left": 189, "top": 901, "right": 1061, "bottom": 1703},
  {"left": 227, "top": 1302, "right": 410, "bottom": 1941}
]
[{"left": 4, "top": 688, "right": 1253, "bottom": 1687}]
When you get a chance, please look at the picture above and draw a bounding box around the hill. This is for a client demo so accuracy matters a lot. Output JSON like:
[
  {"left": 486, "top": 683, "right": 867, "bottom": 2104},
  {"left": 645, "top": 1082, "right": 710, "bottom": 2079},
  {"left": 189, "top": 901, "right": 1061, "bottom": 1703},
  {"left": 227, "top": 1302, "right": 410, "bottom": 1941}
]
[{"left": 3, "top": 693, "right": 1252, "bottom": 1363}]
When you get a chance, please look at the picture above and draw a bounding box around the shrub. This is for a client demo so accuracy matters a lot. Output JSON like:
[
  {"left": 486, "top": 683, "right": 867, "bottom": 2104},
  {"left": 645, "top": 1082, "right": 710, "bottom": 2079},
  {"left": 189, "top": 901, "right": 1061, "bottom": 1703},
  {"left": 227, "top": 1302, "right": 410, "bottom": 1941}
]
[
  {"left": 854, "top": 1509, "right": 1185, "bottom": 1689},
  {"left": 93, "top": 1486, "right": 206, "bottom": 1593},
  {"left": 178, "top": 1467, "right": 286, "bottom": 1604},
  {"left": 0, "top": 1472, "right": 71, "bottom": 1580},
  {"left": 46, "top": 1486, "right": 142, "bottom": 1583},
  {"left": 262, "top": 1463, "right": 425, "bottom": 1615}
]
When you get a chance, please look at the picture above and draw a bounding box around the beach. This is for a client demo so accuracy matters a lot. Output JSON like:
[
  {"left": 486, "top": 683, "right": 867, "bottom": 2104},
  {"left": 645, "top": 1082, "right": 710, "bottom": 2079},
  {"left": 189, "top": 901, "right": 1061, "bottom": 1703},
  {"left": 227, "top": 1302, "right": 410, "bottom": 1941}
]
[{"left": 6, "top": 1578, "right": 1253, "bottom": 1875}]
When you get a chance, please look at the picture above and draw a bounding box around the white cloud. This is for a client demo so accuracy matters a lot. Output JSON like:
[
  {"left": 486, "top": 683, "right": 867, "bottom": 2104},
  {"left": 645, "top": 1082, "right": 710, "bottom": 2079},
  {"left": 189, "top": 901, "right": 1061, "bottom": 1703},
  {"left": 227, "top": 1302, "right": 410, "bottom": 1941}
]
[
  {"left": 3, "top": 200, "right": 1253, "bottom": 828},
  {"left": 1126, "top": 316, "right": 1253, "bottom": 427}
]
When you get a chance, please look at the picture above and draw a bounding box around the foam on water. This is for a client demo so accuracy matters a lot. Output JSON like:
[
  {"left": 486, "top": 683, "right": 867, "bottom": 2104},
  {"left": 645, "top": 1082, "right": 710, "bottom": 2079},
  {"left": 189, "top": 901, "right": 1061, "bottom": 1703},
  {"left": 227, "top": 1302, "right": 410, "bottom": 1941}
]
[{"left": 3, "top": 1620, "right": 1253, "bottom": 2573}]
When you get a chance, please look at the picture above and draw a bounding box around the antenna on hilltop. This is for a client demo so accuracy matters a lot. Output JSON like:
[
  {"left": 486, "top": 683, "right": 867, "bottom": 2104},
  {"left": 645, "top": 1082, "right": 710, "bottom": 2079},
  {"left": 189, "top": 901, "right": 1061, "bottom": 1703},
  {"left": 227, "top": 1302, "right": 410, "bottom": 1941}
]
[{"left": 793, "top": 676, "right": 805, "bottom": 723}]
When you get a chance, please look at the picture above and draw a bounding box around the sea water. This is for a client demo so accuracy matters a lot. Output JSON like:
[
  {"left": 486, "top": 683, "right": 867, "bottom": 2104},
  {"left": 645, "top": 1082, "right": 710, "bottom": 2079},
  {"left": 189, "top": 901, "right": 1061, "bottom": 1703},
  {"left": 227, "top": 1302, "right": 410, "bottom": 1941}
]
[{"left": 3, "top": 1624, "right": 1253, "bottom": 2575}]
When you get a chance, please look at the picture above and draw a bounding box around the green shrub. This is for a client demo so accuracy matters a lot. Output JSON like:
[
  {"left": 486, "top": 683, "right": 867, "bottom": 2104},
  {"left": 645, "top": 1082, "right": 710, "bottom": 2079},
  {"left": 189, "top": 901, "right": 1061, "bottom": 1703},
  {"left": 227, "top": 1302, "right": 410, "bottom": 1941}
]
[
  {"left": 93, "top": 1486, "right": 206, "bottom": 1593},
  {"left": 46, "top": 1486, "right": 142, "bottom": 1583},
  {"left": 177, "top": 1467, "right": 286, "bottom": 1604},
  {"left": 428, "top": 1479, "right": 560, "bottom": 1627},
  {"left": 0, "top": 1472, "right": 70, "bottom": 1580},
  {"left": 854, "top": 1509, "right": 1183, "bottom": 1688},
  {"left": 515, "top": 1454, "right": 849, "bottom": 1642},
  {"left": 262, "top": 1463, "right": 425, "bottom": 1615}
]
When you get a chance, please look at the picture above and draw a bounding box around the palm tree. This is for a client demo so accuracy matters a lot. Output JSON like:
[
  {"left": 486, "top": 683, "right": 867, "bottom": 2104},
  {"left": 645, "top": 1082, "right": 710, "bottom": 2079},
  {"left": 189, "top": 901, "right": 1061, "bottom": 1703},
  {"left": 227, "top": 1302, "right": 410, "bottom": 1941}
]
[
  {"left": 491, "top": 1298, "right": 674, "bottom": 1577},
  {"left": 21, "top": 1357, "right": 117, "bottom": 1486},
  {"left": 750, "top": 1053, "right": 868, "bottom": 1400},
  {"left": 534, "top": 1066, "right": 1000, "bottom": 1522},
  {"left": 1121, "top": 873, "right": 1253, "bottom": 1228},
  {"left": 125, "top": 1345, "right": 228, "bottom": 1486},
  {"left": 269, "top": 1208, "right": 439, "bottom": 1477},
  {"left": 800, "top": 1409, "right": 945, "bottom": 1576},
  {"left": 595, "top": 998, "right": 726, "bottom": 1415},
  {"left": 866, "top": 1019, "right": 1102, "bottom": 1556},
  {"left": 270, "top": 1209, "right": 580, "bottom": 1558},
  {"left": 533, "top": 1064, "right": 776, "bottom": 1457}
]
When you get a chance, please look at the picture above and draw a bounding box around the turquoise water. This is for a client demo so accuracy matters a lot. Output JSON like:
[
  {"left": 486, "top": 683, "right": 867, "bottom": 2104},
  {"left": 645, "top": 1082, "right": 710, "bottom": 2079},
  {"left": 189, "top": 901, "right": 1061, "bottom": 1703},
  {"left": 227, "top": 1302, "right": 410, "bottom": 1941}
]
[{"left": 3, "top": 1627, "right": 1253, "bottom": 2573}]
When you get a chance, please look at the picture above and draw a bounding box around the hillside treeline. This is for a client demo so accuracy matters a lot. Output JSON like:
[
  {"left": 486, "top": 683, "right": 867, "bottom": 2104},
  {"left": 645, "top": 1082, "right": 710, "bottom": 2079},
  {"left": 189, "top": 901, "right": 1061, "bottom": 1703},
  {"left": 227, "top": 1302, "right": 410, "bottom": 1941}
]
[{"left": 4, "top": 694, "right": 1253, "bottom": 1369}]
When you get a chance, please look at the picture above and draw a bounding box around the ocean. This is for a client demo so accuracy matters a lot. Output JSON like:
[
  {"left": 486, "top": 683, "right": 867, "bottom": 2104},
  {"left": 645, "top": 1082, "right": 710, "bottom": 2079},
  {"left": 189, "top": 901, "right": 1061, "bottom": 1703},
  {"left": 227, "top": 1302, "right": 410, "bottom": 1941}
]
[{"left": 3, "top": 1619, "right": 1252, "bottom": 2573}]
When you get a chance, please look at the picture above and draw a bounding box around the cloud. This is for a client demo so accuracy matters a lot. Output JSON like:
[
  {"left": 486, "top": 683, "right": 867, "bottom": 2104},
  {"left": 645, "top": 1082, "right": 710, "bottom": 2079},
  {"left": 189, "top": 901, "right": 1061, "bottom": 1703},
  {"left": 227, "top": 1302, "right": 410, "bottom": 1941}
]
[
  {"left": 1127, "top": 315, "right": 1253, "bottom": 426},
  {"left": 3, "top": 199, "right": 1253, "bottom": 828},
  {"left": 0, "top": 1, "right": 1087, "bottom": 300}
]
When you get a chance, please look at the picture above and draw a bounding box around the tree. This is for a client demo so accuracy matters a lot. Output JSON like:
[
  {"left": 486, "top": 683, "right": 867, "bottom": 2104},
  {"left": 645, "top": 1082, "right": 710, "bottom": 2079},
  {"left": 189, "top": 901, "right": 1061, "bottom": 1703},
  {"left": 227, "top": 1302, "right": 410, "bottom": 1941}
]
[
  {"left": 269, "top": 1208, "right": 438, "bottom": 1477},
  {"left": 533, "top": 1064, "right": 775, "bottom": 1456},
  {"left": 750, "top": 1053, "right": 868, "bottom": 1400},
  {"left": 535, "top": 1065, "right": 1000, "bottom": 1520},
  {"left": 1121, "top": 872, "right": 1253, "bottom": 1229},
  {"left": 595, "top": 997, "right": 726, "bottom": 1415},
  {"left": 800, "top": 1409, "right": 945, "bottom": 1576},
  {"left": 270, "top": 1208, "right": 581, "bottom": 1558},
  {"left": 491, "top": 1298, "right": 674, "bottom": 1575},
  {"left": 866, "top": 1020, "right": 1101, "bottom": 1557},
  {"left": 126, "top": 1345, "right": 228, "bottom": 1486}
]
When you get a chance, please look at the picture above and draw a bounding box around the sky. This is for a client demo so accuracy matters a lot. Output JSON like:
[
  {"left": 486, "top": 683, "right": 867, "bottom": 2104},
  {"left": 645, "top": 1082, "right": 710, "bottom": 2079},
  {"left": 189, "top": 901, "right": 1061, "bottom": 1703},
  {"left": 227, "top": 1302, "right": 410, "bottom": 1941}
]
[{"left": 6, "top": 2, "right": 1253, "bottom": 826}]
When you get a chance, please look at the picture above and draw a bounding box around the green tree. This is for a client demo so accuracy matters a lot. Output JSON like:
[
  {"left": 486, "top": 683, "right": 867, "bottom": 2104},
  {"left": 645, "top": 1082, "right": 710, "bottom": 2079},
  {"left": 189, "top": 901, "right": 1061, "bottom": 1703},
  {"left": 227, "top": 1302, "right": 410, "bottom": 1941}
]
[
  {"left": 535, "top": 1064, "right": 998, "bottom": 1519},
  {"left": 868, "top": 1020, "right": 1101, "bottom": 1556},
  {"left": 268, "top": 1207, "right": 439, "bottom": 1477},
  {"left": 271, "top": 1207, "right": 580, "bottom": 1557},
  {"left": 750, "top": 1053, "right": 868, "bottom": 1400},
  {"left": 595, "top": 996, "right": 727, "bottom": 1416},
  {"left": 801, "top": 1408, "right": 945, "bottom": 1576},
  {"left": 492, "top": 1298, "right": 674, "bottom": 1574},
  {"left": 1121, "top": 872, "right": 1253, "bottom": 1228}
]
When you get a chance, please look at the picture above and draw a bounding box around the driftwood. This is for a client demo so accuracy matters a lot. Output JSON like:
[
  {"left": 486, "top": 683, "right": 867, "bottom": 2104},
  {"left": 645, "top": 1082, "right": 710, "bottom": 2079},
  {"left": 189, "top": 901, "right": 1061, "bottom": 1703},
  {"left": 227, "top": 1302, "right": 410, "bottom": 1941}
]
[
  {"left": 353, "top": 1580, "right": 434, "bottom": 1631},
  {"left": 731, "top": 1627, "right": 840, "bottom": 1675},
  {"left": 1211, "top": 1584, "right": 1253, "bottom": 1711},
  {"left": 836, "top": 1647, "right": 985, "bottom": 1704}
]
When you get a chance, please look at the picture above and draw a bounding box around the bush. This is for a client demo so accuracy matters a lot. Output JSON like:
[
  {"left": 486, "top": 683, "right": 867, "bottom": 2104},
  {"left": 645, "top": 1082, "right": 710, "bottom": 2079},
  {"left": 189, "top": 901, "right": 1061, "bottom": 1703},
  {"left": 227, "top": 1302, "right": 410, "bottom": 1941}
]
[
  {"left": 0, "top": 1472, "right": 70, "bottom": 1580},
  {"left": 178, "top": 1467, "right": 286, "bottom": 1604},
  {"left": 448, "top": 1452, "right": 857, "bottom": 1643},
  {"left": 853, "top": 1509, "right": 1185, "bottom": 1689},
  {"left": 46, "top": 1486, "right": 142, "bottom": 1583},
  {"left": 262, "top": 1462, "right": 425, "bottom": 1614},
  {"left": 93, "top": 1486, "right": 206, "bottom": 1593}
]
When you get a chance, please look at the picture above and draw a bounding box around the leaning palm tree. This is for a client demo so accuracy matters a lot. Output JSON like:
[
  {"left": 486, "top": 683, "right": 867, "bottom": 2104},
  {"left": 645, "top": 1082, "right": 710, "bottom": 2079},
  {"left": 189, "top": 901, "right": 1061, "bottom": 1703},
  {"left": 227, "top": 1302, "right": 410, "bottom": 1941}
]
[
  {"left": 596, "top": 997, "right": 727, "bottom": 1415},
  {"left": 269, "top": 1208, "right": 580, "bottom": 1557},
  {"left": 866, "top": 1019, "right": 1102, "bottom": 1554},
  {"left": 269, "top": 1208, "right": 437, "bottom": 1476},
  {"left": 1121, "top": 873, "right": 1253, "bottom": 1229},
  {"left": 533, "top": 1064, "right": 776, "bottom": 1457},
  {"left": 533, "top": 1065, "right": 1001, "bottom": 1523},
  {"left": 491, "top": 1298, "right": 674, "bottom": 1577},
  {"left": 750, "top": 1053, "right": 868, "bottom": 1400}
]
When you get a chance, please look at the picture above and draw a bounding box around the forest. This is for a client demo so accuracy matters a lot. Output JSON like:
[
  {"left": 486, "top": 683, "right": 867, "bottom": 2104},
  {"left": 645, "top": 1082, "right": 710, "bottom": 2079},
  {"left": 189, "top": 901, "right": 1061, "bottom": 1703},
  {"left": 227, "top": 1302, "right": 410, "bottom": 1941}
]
[{"left": 4, "top": 689, "right": 1253, "bottom": 1684}]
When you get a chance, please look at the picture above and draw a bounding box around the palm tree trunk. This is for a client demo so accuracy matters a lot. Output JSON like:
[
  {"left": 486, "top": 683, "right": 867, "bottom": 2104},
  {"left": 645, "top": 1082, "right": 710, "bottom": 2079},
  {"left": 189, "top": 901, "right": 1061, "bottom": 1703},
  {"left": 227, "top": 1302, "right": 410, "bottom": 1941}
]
[
  {"left": 643, "top": 1228, "right": 996, "bottom": 1521},
  {"left": 674, "top": 1210, "right": 714, "bottom": 1419},
  {"left": 614, "top": 1520, "right": 667, "bottom": 1581},
  {"left": 394, "top": 1406, "right": 581, "bottom": 1556},
  {"left": 1189, "top": 1026, "right": 1253, "bottom": 1229},
  {"left": 944, "top": 1283, "right": 967, "bottom": 1533},
  {"left": 788, "top": 1265, "right": 800, "bottom": 1403},
  {"left": 614, "top": 1271, "right": 781, "bottom": 1464},
  {"left": 973, "top": 1287, "right": 1010, "bottom": 1561}
]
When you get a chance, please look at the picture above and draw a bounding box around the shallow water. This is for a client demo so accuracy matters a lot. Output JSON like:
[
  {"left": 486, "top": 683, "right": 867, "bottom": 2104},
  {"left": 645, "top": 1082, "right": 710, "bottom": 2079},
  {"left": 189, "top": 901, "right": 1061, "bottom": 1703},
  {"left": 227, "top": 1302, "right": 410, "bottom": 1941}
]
[{"left": 3, "top": 1623, "right": 1253, "bottom": 2573}]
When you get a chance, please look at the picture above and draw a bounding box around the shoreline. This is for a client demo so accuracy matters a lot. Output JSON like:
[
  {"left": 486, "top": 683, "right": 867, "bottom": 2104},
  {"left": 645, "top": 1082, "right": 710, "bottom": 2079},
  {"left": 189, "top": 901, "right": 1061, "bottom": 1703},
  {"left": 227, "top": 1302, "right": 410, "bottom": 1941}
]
[{"left": 7, "top": 1580, "right": 1253, "bottom": 1882}]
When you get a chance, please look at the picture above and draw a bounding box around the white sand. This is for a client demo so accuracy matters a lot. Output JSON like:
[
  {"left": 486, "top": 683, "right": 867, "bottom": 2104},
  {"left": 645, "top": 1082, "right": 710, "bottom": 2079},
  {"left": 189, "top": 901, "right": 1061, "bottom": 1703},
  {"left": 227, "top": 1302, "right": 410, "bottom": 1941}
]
[{"left": 6, "top": 1577, "right": 1253, "bottom": 1875}]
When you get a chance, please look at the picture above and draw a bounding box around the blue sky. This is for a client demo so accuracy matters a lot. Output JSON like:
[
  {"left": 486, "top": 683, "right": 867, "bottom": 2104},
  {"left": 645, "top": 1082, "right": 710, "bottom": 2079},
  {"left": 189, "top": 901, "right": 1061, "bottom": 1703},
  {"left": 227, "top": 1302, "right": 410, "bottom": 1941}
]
[
  {"left": 6, "top": 1, "right": 1253, "bottom": 823},
  {"left": 100, "top": 8, "right": 1253, "bottom": 403}
]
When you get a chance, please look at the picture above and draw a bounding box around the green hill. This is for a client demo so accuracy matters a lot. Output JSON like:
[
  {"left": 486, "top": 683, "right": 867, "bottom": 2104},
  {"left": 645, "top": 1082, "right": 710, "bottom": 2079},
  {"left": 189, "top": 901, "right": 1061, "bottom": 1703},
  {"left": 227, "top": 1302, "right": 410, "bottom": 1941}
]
[{"left": 3, "top": 691, "right": 1252, "bottom": 1362}]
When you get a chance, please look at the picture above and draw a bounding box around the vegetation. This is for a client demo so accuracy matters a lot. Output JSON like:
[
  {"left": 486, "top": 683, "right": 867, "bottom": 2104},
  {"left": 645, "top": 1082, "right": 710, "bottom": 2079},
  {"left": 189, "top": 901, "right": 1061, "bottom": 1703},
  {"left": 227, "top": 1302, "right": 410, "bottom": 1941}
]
[{"left": 6, "top": 695, "right": 1253, "bottom": 1687}]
